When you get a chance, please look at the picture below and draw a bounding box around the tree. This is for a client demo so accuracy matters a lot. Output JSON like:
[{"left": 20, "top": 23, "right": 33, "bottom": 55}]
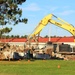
[
  {"left": 6, "top": 35, "right": 10, "bottom": 38},
  {"left": 44, "top": 35, "right": 49, "bottom": 38},
  {"left": 0, "top": 0, "right": 28, "bottom": 37},
  {"left": 15, "top": 35, "right": 20, "bottom": 38},
  {"left": 0, "top": 27, "right": 12, "bottom": 38},
  {"left": 24, "top": 35, "right": 28, "bottom": 38},
  {"left": 11, "top": 35, "right": 14, "bottom": 38}
]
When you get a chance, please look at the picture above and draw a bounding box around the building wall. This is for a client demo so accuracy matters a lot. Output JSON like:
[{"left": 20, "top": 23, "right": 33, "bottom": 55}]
[{"left": 7, "top": 42, "right": 75, "bottom": 49}]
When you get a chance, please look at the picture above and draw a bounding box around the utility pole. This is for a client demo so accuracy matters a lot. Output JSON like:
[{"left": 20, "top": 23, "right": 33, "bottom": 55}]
[{"left": 49, "top": 24, "right": 51, "bottom": 42}]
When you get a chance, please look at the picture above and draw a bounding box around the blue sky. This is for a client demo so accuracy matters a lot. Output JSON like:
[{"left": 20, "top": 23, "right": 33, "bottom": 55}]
[{"left": 8, "top": 0, "right": 75, "bottom": 37}]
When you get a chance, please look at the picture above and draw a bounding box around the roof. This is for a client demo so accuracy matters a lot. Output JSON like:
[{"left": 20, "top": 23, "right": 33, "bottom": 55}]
[
  {"left": 0, "top": 36, "right": 74, "bottom": 43},
  {"left": 38, "top": 37, "right": 74, "bottom": 42}
]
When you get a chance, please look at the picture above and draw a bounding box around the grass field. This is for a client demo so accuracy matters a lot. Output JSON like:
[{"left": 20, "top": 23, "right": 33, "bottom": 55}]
[{"left": 0, "top": 59, "right": 75, "bottom": 75}]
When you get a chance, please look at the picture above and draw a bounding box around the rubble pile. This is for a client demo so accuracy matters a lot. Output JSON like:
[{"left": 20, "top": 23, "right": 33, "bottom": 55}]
[{"left": 0, "top": 43, "right": 25, "bottom": 60}]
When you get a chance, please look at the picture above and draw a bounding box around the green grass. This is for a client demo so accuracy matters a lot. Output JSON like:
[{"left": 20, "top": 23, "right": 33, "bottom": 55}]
[{"left": 0, "top": 60, "right": 75, "bottom": 75}]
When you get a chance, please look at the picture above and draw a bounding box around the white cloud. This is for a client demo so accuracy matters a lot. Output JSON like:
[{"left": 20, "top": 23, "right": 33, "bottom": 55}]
[
  {"left": 42, "top": 6, "right": 58, "bottom": 15},
  {"left": 58, "top": 10, "right": 75, "bottom": 16},
  {"left": 22, "top": 3, "right": 41, "bottom": 11},
  {"left": 62, "top": 6, "right": 70, "bottom": 9},
  {"left": 44, "top": 6, "right": 58, "bottom": 12},
  {"left": 50, "top": 7, "right": 58, "bottom": 12}
]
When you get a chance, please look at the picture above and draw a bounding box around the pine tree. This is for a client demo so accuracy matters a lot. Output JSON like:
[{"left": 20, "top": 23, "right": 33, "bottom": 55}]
[{"left": 0, "top": 0, "right": 28, "bottom": 37}]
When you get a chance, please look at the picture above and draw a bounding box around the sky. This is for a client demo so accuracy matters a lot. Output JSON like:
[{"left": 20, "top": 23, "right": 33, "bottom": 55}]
[{"left": 8, "top": 0, "right": 75, "bottom": 37}]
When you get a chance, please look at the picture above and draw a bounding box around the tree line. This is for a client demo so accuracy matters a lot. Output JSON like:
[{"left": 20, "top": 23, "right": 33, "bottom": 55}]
[
  {"left": 1, "top": 34, "right": 28, "bottom": 39},
  {"left": 0, "top": 34, "right": 67, "bottom": 39}
]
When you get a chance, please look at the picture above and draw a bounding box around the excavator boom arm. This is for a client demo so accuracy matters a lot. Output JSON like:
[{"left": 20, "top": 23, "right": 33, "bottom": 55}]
[
  {"left": 49, "top": 19, "right": 75, "bottom": 36},
  {"left": 28, "top": 14, "right": 75, "bottom": 39}
]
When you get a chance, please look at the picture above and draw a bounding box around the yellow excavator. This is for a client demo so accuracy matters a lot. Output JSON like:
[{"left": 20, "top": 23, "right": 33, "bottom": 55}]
[{"left": 28, "top": 14, "right": 75, "bottom": 42}]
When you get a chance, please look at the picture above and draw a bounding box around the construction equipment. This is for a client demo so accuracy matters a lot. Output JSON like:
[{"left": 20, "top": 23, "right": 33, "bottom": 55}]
[
  {"left": 28, "top": 14, "right": 75, "bottom": 42},
  {"left": 26, "top": 14, "right": 75, "bottom": 59}
]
